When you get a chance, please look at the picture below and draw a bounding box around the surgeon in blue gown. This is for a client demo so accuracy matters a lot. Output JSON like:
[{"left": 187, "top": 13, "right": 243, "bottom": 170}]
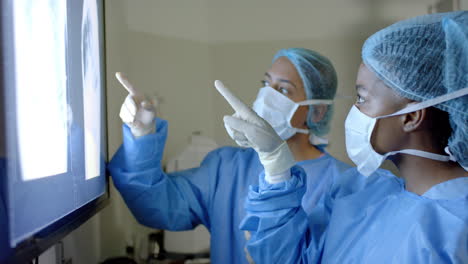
[
  {"left": 219, "top": 11, "right": 468, "bottom": 263},
  {"left": 108, "top": 48, "right": 351, "bottom": 264}
]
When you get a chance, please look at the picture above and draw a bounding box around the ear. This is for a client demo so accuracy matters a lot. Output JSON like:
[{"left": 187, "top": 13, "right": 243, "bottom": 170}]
[
  {"left": 401, "top": 108, "right": 426, "bottom": 132},
  {"left": 311, "top": 105, "right": 328, "bottom": 123}
]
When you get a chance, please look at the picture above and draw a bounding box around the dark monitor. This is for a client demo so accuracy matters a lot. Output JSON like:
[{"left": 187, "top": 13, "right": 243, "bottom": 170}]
[{"left": 0, "top": 0, "right": 108, "bottom": 263}]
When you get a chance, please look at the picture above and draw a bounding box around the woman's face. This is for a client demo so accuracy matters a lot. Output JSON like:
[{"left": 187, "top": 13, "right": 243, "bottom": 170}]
[
  {"left": 262, "top": 56, "right": 308, "bottom": 129},
  {"left": 354, "top": 64, "right": 412, "bottom": 154}
]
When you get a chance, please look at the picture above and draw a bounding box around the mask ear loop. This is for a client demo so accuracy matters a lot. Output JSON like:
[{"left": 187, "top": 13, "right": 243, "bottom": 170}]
[
  {"left": 297, "top": 99, "right": 333, "bottom": 105},
  {"left": 378, "top": 87, "right": 468, "bottom": 119},
  {"left": 293, "top": 99, "right": 334, "bottom": 134},
  {"left": 375, "top": 87, "right": 468, "bottom": 164},
  {"left": 384, "top": 149, "right": 451, "bottom": 161},
  {"left": 286, "top": 103, "right": 309, "bottom": 134},
  {"left": 444, "top": 147, "right": 458, "bottom": 162}
]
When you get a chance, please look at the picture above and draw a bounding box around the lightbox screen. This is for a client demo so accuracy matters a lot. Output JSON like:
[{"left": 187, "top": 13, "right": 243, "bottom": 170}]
[{"left": 4, "top": 0, "right": 106, "bottom": 247}]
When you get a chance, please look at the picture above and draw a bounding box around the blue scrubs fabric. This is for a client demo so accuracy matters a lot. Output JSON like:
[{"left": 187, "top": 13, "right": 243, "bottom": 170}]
[
  {"left": 108, "top": 118, "right": 351, "bottom": 264},
  {"left": 241, "top": 167, "right": 468, "bottom": 263}
]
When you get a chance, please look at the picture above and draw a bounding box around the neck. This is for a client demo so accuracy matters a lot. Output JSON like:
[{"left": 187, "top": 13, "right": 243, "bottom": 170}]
[
  {"left": 286, "top": 133, "right": 323, "bottom": 162},
  {"left": 394, "top": 154, "right": 468, "bottom": 195}
]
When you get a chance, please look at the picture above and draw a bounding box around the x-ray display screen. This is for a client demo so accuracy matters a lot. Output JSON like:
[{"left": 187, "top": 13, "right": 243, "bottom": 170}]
[{"left": 1, "top": 0, "right": 107, "bottom": 250}]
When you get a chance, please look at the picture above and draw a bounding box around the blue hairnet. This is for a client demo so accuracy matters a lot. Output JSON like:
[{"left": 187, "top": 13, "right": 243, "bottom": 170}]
[
  {"left": 362, "top": 11, "right": 468, "bottom": 168},
  {"left": 273, "top": 48, "right": 338, "bottom": 138}
]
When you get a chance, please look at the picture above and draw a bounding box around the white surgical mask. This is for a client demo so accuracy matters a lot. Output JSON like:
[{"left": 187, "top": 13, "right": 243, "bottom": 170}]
[
  {"left": 253, "top": 86, "right": 333, "bottom": 141},
  {"left": 345, "top": 87, "right": 468, "bottom": 177}
]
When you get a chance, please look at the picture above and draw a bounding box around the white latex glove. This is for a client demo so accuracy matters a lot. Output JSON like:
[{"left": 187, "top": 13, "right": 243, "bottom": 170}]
[
  {"left": 116, "top": 72, "right": 156, "bottom": 138},
  {"left": 214, "top": 80, "right": 295, "bottom": 183}
]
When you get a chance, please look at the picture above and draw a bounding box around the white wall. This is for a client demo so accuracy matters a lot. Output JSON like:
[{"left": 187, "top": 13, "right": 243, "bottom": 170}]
[
  {"left": 125, "top": 31, "right": 216, "bottom": 162},
  {"left": 462, "top": 0, "right": 468, "bottom": 10},
  {"left": 123, "top": 0, "right": 434, "bottom": 43},
  {"left": 43, "top": 1, "right": 442, "bottom": 263}
]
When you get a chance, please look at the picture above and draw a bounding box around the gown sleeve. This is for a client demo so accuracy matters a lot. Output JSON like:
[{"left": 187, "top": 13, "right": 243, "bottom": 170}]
[
  {"left": 108, "top": 118, "right": 224, "bottom": 231},
  {"left": 240, "top": 165, "right": 371, "bottom": 263}
]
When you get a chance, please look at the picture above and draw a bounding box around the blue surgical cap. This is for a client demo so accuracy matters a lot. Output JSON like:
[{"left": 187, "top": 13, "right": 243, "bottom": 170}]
[
  {"left": 362, "top": 11, "right": 468, "bottom": 168},
  {"left": 273, "top": 48, "right": 338, "bottom": 138}
]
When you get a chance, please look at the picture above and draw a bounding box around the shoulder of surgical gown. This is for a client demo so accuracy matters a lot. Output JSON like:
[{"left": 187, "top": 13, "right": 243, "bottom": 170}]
[{"left": 240, "top": 162, "right": 396, "bottom": 263}]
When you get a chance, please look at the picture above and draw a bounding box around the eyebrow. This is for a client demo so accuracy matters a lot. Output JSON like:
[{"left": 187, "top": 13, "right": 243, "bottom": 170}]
[{"left": 264, "top": 72, "right": 297, "bottom": 89}]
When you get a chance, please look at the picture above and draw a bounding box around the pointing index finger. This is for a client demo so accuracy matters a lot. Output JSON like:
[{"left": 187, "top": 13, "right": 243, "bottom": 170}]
[
  {"left": 116, "top": 72, "right": 139, "bottom": 96},
  {"left": 214, "top": 80, "right": 253, "bottom": 117}
]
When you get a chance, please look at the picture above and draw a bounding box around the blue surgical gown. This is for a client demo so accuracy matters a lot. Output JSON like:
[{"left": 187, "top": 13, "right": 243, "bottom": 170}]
[
  {"left": 241, "top": 166, "right": 468, "bottom": 263},
  {"left": 108, "top": 118, "right": 351, "bottom": 264}
]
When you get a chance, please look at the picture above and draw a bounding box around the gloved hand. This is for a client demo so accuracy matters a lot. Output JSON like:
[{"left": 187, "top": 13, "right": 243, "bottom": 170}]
[
  {"left": 214, "top": 80, "right": 295, "bottom": 183},
  {"left": 116, "top": 72, "right": 156, "bottom": 138}
]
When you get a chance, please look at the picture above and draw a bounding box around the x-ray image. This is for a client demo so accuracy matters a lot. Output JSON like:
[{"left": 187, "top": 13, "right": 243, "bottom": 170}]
[
  {"left": 11, "top": 0, "right": 104, "bottom": 182},
  {"left": 13, "top": 0, "right": 68, "bottom": 181},
  {"left": 82, "top": 0, "right": 101, "bottom": 180}
]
